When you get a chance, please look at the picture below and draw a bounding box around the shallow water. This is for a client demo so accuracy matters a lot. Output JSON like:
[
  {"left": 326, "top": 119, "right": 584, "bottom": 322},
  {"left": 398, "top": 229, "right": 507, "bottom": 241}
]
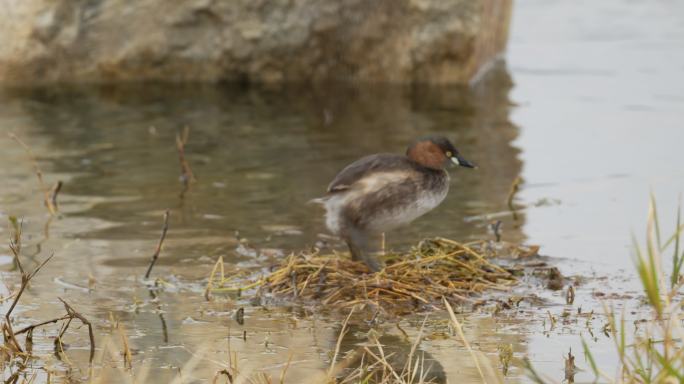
[{"left": 0, "top": 0, "right": 683, "bottom": 382}]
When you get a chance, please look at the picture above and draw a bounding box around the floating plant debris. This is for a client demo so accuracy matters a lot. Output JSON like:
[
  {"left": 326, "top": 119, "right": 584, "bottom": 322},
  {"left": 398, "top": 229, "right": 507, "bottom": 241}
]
[{"left": 206, "top": 237, "right": 540, "bottom": 312}]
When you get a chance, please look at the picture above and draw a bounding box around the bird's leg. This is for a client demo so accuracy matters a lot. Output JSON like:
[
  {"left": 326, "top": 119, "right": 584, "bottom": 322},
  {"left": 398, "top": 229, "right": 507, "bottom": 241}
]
[
  {"left": 380, "top": 232, "right": 386, "bottom": 256},
  {"left": 345, "top": 228, "right": 382, "bottom": 272}
]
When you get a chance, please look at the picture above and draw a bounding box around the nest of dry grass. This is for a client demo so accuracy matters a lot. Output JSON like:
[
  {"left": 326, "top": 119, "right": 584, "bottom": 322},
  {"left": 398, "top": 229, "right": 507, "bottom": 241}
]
[{"left": 206, "top": 237, "right": 539, "bottom": 313}]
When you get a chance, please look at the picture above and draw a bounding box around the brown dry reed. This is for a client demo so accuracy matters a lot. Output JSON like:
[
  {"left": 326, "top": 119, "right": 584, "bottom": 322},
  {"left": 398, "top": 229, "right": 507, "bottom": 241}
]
[{"left": 207, "top": 237, "right": 537, "bottom": 313}]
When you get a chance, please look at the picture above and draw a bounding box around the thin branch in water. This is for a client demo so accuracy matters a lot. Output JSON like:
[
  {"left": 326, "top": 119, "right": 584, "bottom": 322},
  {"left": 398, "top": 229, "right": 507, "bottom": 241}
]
[
  {"left": 58, "top": 298, "right": 96, "bottom": 363},
  {"left": 8, "top": 216, "right": 24, "bottom": 274},
  {"left": 176, "top": 126, "right": 196, "bottom": 199},
  {"left": 14, "top": 315, "right": 71, "bottom": 336},
  {"left": 8, "top": 133, "right": 60, "bottom": 215},
  {"left": 54, "top": 317, "right": 73, "bottom": 362},
  {"left": 212, "top": 369, "right": 233, "bottom": 384},
  {"left": 564, "top": 347, "right": 577, "bottom": 382},
  {"left": 117, "top": 323, "right": 133, "bottom": 370},
  {"left": 145, "top": 210, "right": 170, "bottom": 279},
  {"left": 25, "top": 328, "right": 33, "bottom": 356},
  {"left": 6, "top": 253, "right": 55, "bottom": 322},
  {"left": 3, "top": 252, "right": 55, "bottom": 354},
  {"left": 49, "top": 181, "right": 63, "bottom": 213},
  {"left": 9, "top": 133, "right": 47, "bottom": 189},
  {"left": 148, "top": 285, "right": 169, "bottom": 343},
  {"left": 26, "top": 215, "right": 55, "bottom": 263},
  {"left": 566, "top": 285, "right": 575, "bottom": 305},
  {"left": 506, "top": 176, "right": 522, "bottom": 221},
  {"left": 489, "top": 220, "right": 503, "bottom": 242},
  {"left": 204, "top": 256, "right": 225, "bottom": 301}
]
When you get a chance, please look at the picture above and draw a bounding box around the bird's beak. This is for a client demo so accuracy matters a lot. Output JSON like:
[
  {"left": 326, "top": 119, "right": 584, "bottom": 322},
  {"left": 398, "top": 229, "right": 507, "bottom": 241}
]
[{"left": 451, "top": 154, "right": 476, "bottom": 169}]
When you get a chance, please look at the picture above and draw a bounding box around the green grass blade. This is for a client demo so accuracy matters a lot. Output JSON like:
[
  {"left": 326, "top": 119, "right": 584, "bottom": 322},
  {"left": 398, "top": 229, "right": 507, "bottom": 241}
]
[
  {"left": 581, "top": 338, "right": 599, "bottom": 382},
  {"left": 672, "top": 202, "right": 682, "bottom": 288},
  {"left": 651, "top": 348, "right": 683, "bottom": 381},
  {"left": 523, "top": 358, "right": 547, "bottom": 384},
  {"left": 619, "top": 313, "right": 626, "bottom": 360},
  {"left": 633, "top": 234, "right": 663, "bottom": 317},
  {"left": 660, "top": 223, "right": 684, "bottom": 250},
  {"left": 645, "top": 204, "right": 662, "bottom": 295},
  {"left": 651, "top": 193, "right": 662, "bottom": 249},
  {"left": 633, "top": 343, "right": 647, "bottom": 381}
]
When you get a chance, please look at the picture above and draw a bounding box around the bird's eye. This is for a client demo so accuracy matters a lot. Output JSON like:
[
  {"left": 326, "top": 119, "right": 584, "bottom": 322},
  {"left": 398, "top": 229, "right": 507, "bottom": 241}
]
[{"left": 445, "top": 151, "right": 452, "bottom": 158}]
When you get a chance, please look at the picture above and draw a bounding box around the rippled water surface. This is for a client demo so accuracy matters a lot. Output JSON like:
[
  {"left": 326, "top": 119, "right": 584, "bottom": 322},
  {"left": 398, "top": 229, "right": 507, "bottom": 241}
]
[{"left": 0, "top": 0, "right": 683, "bottom": 382}]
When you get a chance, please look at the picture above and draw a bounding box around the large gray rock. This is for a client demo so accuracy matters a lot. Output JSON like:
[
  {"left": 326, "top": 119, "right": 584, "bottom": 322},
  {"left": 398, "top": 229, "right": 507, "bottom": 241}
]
[{"left": 0, "top": 0, "right": 511, "bottom": 85}]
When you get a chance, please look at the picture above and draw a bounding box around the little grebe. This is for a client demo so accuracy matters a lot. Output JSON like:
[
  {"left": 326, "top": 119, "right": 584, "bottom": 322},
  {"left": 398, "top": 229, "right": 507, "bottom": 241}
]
[{"left": 315, "top": 136, "right": 475, "bottom": 271}]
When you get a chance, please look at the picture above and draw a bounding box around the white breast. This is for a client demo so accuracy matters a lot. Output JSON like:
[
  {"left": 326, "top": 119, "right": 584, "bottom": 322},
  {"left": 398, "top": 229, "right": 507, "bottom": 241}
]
[{"left": 365, "top": 186, "right": 449, "bottom": 232}]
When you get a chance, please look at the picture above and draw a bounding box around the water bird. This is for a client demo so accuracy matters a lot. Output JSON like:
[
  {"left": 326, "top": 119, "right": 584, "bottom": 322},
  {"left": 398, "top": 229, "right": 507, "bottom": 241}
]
[{"left": 314, "top": 136, "right": 475, "bottom": 271}]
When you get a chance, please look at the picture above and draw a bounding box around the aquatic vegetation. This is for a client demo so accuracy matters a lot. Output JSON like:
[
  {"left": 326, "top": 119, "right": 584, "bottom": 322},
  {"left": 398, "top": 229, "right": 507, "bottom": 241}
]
[
  {"left": 328, "top": 305, "right": 499, "bottom": 384},
  {"left": 208, "top": 303, "right": 503, "bottom": 384},
  {"left": 2, "top": 206, "right": 522, "bottom": 383},
  {"left": 1, "top": 220, "right": 96, "bottom": 382},
  {"left": 527, "top": 198, "right": 684, "bottom": 383},
  {"left": 206, "top": 237, "right": 538, "bottom": 313}
]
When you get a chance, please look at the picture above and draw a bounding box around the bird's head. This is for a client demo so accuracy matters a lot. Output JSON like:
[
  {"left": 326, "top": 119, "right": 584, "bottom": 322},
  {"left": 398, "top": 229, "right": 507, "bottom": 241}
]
[{"left": 406, "top": 136, "right": 476, "bottom": 170}]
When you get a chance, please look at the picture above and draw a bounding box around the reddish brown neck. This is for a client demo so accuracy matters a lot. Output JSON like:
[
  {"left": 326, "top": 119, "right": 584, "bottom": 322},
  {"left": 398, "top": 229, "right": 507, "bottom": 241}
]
[{"left": 406, "top": 141, "right": 446, "bottom": 169}]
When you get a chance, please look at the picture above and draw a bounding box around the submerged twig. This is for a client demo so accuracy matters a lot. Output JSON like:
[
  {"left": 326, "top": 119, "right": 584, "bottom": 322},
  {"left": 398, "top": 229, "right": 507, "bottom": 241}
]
[
  {"left": 117, "top": 323, "right": 133, "bottom": 369},
  {"left": 54, "top": 317, "right": 73, "bottom": 363},
  {"left": 176, "top": 126, "right": 196, "bottom": 199},
  {"left": 205, "top": 256, "right": 225, "bottom": 301},
  {"left": 148, "top": 285, "right": 169, "bottom": 343},
  {"left": 507, "top": 176, "right": 522, "bottom": 220},
  {"left": 564, "top": 348, "right": 577, "bottom": 382},
  {"left": 490, "top": 220, "right": 503, "bottom": 242},
  {"left": 9, "top": 133, "right": 46, "bottom": 190},
  {"left": 212, "top": 369, "right": 233, "bottom": 384},
  {"left": 1, "top": 151, "right": 99, "bottom": 374},
  {"left": 9, "top": 133, "right": 61, "bottom": 215},
  {"left": 58, "top": 298, "right": 96, "bottom": 363},
  {"left": 3, "top": 253, "right": 55, "bottom": 355},
  {"left": 145, "top": 210, "right": 170, "bottom": 279},
  {"left": 49, "top": 181, "right": 63, "bottom": 213},
  {"left": 566, "top": 285, "right": 575, "bottom": 305},
  {"left": 15, "top": 315, "right": 71, "bottom": 336},
  {"left": 8, "top": 216, "right": 25, "bottom": 274}
]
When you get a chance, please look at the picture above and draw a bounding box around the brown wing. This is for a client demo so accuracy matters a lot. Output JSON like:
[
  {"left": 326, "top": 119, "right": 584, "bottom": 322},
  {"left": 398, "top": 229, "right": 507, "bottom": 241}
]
[{"left": 326, "top": 153, "right": 412, "bottom": 193}]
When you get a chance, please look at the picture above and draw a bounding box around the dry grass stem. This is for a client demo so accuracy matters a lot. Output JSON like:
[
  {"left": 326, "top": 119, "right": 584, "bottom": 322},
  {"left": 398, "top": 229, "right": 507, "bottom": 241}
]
[
  {"left": 443, "top": 297, "right": 486, "bottom": 382},
  {"left": 207, "top": 238, "right": 534, "bottom": 312},
  {"left": 328, "top": 307, "right": 355, "bottom": 378}
]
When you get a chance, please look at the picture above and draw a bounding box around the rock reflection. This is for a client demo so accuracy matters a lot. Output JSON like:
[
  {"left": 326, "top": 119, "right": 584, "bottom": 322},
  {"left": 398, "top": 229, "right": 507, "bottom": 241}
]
[{"left": 1, "top": 63, "right": 523, "bottom": 255}]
